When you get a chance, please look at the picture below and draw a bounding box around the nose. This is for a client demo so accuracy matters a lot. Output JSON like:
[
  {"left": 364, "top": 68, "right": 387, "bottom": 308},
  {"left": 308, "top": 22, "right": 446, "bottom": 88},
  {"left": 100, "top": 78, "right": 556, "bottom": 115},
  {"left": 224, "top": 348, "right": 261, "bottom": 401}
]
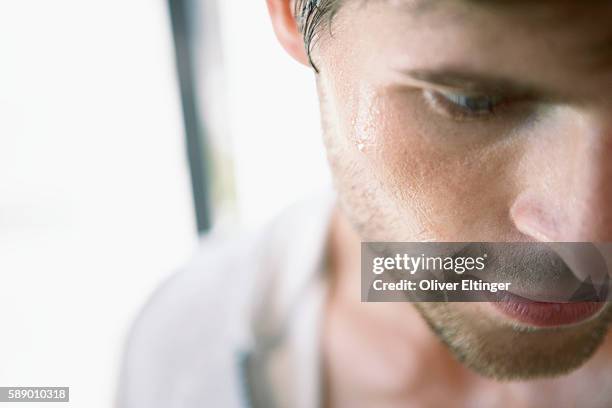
[{"left": 510, "top": 109, "right": 612, "bottom": 242}]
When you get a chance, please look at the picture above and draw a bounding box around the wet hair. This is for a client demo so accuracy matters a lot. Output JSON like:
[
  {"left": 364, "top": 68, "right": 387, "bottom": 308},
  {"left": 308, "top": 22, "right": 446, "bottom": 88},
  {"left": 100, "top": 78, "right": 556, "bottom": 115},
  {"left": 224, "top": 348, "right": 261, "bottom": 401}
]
[{"left": 294, "top": 0, "right": 343, "bottom": 72}]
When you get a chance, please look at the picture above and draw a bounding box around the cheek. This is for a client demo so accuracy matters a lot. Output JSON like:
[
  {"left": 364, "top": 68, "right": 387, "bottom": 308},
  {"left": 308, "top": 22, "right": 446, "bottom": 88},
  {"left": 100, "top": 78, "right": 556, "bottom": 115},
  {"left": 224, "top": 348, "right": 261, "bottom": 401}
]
[{"left": 337, "top": 85, "right": 521, "bottom": 240}]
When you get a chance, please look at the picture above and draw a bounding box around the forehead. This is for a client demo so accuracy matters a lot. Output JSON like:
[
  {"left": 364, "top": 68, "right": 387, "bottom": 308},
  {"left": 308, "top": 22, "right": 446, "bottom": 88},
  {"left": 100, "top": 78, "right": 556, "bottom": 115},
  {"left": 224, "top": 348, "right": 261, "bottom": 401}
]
[{"left": 332, "top": 0, "right": 612, "bottom": 96}]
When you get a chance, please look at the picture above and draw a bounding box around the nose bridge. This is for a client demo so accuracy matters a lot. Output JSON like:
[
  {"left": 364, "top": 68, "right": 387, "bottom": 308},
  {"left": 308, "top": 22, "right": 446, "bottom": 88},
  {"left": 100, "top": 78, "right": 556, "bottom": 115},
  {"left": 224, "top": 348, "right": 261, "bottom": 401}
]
[{"left": 564, "top": 111, "right": 612, "bottom": 241}]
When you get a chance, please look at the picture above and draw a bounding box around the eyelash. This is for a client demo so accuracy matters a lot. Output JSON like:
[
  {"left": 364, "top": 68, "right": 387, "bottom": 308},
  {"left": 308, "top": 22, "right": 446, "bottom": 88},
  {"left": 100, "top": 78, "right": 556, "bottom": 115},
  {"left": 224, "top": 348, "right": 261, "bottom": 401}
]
[{"left": 423, "top": 90, "right": 509, "bottom": 121}]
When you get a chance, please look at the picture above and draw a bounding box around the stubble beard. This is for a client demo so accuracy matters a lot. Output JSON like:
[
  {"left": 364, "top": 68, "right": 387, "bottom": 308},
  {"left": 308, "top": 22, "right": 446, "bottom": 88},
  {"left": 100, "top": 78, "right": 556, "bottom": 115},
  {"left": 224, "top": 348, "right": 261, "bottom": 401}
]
[{"left": 413, "top": 302, "right": 612, "bottom": 380}]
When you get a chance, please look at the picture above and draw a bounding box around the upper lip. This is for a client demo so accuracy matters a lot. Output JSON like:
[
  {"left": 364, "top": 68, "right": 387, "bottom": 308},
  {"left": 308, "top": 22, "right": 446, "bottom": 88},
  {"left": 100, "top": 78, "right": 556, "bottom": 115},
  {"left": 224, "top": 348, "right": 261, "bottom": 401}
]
[{"left": 457, "top": 273, "right": 610, "bottom": 303}]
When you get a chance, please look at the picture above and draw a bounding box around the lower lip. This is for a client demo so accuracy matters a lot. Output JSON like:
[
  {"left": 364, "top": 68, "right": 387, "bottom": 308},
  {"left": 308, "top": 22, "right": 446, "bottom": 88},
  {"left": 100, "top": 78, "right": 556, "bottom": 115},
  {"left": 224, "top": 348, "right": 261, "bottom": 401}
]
[{"left": 490, "top": 292, "right": 605, "bottom": 327}]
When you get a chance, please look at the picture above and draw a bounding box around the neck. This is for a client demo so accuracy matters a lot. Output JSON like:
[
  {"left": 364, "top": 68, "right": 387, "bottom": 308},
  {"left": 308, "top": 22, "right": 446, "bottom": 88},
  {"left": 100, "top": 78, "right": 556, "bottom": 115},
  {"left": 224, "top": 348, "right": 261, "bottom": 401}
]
[{"left": 324, "top": 208, "right": 474, "bottom": 405}]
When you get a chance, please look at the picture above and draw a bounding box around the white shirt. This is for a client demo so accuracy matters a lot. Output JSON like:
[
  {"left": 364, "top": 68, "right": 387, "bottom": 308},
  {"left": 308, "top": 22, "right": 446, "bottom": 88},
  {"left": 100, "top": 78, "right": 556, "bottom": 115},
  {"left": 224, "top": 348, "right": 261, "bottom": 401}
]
[{"left": 118, "top": 192, "right": 336, "bottom": 408}]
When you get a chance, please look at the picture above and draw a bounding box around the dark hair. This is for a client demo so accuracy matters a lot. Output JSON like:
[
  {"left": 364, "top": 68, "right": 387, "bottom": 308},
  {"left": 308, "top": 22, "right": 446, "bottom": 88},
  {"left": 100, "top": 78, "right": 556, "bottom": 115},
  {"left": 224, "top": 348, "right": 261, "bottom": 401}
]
[{"left": 294, "top": 0, "right": 343, "bottom": 72}]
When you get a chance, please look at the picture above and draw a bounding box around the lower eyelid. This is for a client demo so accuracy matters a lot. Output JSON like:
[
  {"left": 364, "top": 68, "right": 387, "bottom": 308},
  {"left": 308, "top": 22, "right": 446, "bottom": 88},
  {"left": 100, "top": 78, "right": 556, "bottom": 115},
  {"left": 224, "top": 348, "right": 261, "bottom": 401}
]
[
  {"left": 385, "top": 88, "right": 542, "bottom": 146},
  {"left": 422, "top": 90, "right": 501, "bottom": 121},
  {"left": 422, "top": 88, "right": 534, "bottom": 123}
]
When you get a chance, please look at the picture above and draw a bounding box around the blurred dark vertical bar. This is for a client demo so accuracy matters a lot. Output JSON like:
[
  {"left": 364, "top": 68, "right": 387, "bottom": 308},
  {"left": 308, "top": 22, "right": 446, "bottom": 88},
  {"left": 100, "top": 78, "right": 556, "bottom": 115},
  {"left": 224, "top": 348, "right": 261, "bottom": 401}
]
[{"left": 168, "top": 0, "right": 212, "bottom": 233}]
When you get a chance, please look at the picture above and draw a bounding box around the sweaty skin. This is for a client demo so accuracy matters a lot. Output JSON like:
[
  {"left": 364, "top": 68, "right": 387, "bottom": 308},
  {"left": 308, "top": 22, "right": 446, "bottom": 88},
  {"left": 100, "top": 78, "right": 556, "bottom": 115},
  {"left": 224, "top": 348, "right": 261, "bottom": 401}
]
[{"left": 268, "top": 0, "right": 612, "bottom": 406}]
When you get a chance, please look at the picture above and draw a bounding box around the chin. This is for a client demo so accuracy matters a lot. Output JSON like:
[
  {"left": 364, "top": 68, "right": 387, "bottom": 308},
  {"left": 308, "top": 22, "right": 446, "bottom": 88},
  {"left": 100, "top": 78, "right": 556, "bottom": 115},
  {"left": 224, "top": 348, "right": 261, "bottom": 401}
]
[{"left": 415, "top": 302, "right": 612, "bottom": 380}]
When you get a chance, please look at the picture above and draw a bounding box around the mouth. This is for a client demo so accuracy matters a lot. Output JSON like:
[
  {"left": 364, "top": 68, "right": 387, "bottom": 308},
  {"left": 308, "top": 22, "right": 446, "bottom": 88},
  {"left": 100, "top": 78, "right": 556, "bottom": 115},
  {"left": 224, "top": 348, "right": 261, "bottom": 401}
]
[{"left": 489, "top": 290, "right": 606, "bottom": 328}]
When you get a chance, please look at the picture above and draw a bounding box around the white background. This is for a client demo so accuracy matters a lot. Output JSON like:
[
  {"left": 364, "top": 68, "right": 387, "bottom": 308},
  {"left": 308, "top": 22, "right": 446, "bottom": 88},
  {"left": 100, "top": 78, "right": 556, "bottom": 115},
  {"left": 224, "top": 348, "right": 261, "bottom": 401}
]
[
  {"left": 0, "top": 0, "right": 329, "bottom": 407},
  {"left": 217, "top": 0, "right": 330, "bottom": 227}
]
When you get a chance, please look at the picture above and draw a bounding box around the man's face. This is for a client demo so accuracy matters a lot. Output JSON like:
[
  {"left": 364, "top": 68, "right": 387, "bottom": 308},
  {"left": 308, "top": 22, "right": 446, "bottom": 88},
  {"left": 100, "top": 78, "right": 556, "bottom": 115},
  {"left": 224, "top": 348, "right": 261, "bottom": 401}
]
[{"left": 312, "top": 0, "right": 612, "bottom": 379}]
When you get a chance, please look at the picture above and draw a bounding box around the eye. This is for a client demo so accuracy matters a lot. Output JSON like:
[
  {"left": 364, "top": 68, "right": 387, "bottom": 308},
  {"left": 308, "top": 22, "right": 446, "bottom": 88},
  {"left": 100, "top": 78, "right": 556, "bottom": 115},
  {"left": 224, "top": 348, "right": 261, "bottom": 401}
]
[{"left": 423, "top": 90, "right": 507, "bottom": 120}]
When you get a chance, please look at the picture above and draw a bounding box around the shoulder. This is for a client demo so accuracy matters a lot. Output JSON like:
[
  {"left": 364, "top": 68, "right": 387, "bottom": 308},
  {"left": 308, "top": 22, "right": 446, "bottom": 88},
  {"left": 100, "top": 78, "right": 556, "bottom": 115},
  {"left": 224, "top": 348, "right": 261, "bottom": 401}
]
[
  {"left": 117, "top": 191, "right": 335, "bottom": 408},
  {"left": 116, "top": 232, "right": 254, "bottom": 407}
]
